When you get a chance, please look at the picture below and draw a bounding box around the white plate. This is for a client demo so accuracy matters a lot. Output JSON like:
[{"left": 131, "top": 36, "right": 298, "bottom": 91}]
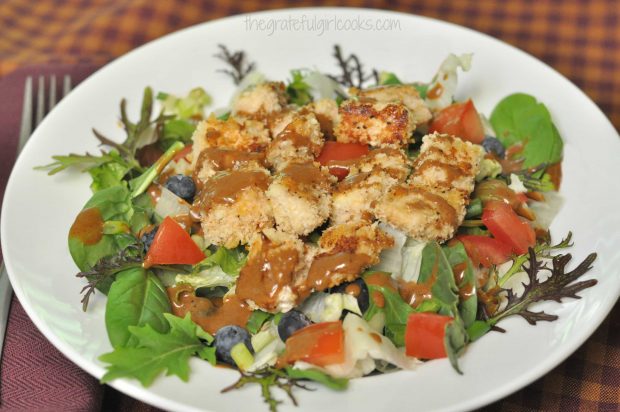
[{"left": 2, "top": 8, "right": 620, "bottom": 412}]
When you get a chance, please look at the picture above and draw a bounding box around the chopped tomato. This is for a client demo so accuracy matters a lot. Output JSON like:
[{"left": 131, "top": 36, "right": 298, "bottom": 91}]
[
  {"left": 144, "top": 216, "right": 205, "bottom": 267},
  {"left": 278, "top": 321, "right": 345, "bottom": 367},
  {"left": 429, "top": 99, "right": 484, "bottom": 144},
  {"left": 317, "top": 142, "right": 369, "bottom": 180},
  {"left": 405, "top": 313, "right": 452, "bottom": 359},
  {"left": 481, "top": 201, "right": 536, "bottom": 255},
  {"left": 457, "top": 235, "right": 512, "bottom": 268}
]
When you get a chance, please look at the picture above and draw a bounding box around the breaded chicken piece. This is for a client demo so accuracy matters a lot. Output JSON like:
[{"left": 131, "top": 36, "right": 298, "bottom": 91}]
[
  {"left": 267, "top": 162, "right": 335, "bottom": 236},
  {"left": 415, "top": 132, "right": 484, "bottom": 175},
  {"left": 193, "top": 148, "right": 267, "bottom": 183},
  {"left": 266, "top": 107, "right": 297, "bottom": 137},
  {"left": 374, "top": 184, "right": 459, "bottom": 242},
  {"left": 266, "top": 113, "right": 324, "bottom": 170},
  {"left": 190, "top": 115, "right": 269, "bottom": 169},
  {"left": 197, "top": 170, "right": 273, "bottom": 248},
  {"left": 334, "top": 100, "right": 414, "bottom": 148},
  {"left": 301, "top": 98, "right": 339, "bottom": 139},
  {"left": 330, "top": 149, "right": 410, "bottom": 224},
  {"left": 232, "top": 81, "right": 288, "bottom": 118},
  {"left": 235, "top": 229, "right": 311, "bottom": 313},
  {"left": 351, "top": 84, "right": 432, "bottom": 126},
  {"left": 375, "top": 133, "right": 484, "bottom": 242},
  {"left": 299, "top": 221, "right": 394, "bottom": 292}
]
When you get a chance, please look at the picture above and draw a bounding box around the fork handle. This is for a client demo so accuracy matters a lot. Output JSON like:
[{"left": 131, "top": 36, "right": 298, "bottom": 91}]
[{"left": 0, "top": 265, "right": 12, "bottom": 357}]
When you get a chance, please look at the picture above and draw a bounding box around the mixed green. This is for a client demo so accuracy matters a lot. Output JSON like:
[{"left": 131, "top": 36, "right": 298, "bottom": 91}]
[{"left": 38, "top": 45, "right": 597, "bottom": 411}]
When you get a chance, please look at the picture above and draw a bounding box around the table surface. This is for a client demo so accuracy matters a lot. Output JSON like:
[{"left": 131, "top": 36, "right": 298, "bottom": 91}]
[{"left": 0, "top": 1, "right": 619, "bottom": 411}]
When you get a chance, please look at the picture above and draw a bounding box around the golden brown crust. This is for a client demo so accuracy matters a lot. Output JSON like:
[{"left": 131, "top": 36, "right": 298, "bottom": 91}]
[{"left": 334, "top": 100, "right": 414, "bottom": 148}]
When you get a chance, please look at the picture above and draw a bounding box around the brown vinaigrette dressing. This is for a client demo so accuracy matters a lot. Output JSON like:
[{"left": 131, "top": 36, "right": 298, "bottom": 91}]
[
  {"left": 416, "top": 160, "right": 463, "bottom": 185},
  {"left": 398, "top": 252, "right": 439, "bottom": 308},
  {"left": 167, "top": 284, "right": 251, "bottom": 335},
  {"left": 306, "top": 252, "right": 371, "bottom": 291},
  {"left": 344, "top": 282, "right": 362, "bottom": 298},
  {"left": 364, "top": 272, "right": 397, "bottom": 309},
  {"left": 282, "top": 162, "right": 325, "bottom": 187},
  {"left": 235, "top": 237, "right": 299, "bottom": 310},
  {"left": 426, "top": 83, "right": 444, "bottom": 99},
  {"left": 452, "top": 262, "right": 475, "bottom": 301},
  {"left": 275, "top": 127, "right": 312, "bottom": 148},
  {"left": 147, "top": 183, "right": 162, "bottom": 204},
  {"left": 200, "top": 170, "right": 269, "bottom": 209},
  {"left": 369, "top": 332, "right": 382, "bottom": 344},
  {"left": 69, "top": 207, "right": 104, "bottom": 245},
  {"left": 197, "top": 148, "right": 266, "bottom": 172}
]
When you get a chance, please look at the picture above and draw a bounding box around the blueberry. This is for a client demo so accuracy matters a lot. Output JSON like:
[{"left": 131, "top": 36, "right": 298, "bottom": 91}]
[
  {"left": 164, "top": 174, "right": 196, "bottom": 202},
  {"left": 214, "top": 325, "right": 252, "bottom": 365},
  {"left": 331, "top": 278, "right": 369, "bottom": 314},
  {"left": 140, "top": 226, "right": 158, "bottom": 253},
  {"left": 482, "top": 136, "right": 506, "bottom": 158},
  {"left": 277, "top": 310, "right": 311, "bottom": 341}
]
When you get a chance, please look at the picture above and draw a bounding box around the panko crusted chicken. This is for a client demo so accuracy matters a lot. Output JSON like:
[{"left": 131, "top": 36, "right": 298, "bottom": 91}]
[
  {"left": 302, "top": 221, "right": 394, "bottom": 293},
  {"left": 193, "top": 148, "right": 266, "bottom": 182},
  {"left": 266, "top": 162, "right": 335, "bottom": 236},
  {"left": 335, "top": 84, "right": 432, "bottom": 148},
  {"left": 235, "top": 229, "right": 313, "bottom": 313},
  {"left": 266, "top": 112, "right": 324, "bottom": 170},
  {"left": 232, "top": 81, "right": 289, "bottom": 119},
  {"left": 195, "top": 169, "right": 274, "bottom": 248},
  {"left": 189, "top": 114, "right": 270, "bottom": 170},
  {"left": 330, "top": 148, "right": 410, "bottom": 224},
  {"left": 235, "top": 222, "right": 393, "bottom": 313},
  {"left": 375, "top": 133, "right": 484, "bottom": 242},
  {"left": 350, "top": 84, "right": 432, "bottom": 126}
]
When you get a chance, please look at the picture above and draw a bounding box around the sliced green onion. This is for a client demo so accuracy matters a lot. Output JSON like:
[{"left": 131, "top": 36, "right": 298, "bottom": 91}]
[{"left": 231, "top": 342, "right": 254, "bottom": 371}]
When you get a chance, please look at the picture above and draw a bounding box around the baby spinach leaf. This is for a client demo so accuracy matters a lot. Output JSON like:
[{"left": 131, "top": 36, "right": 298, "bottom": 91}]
[
  {"left": 418, "top": 242, "right": 459, "bottom": 316},
  {"left": 100, "top": 313, "right": 215, "bottom": 386},
  {"left": 490, "top": 93, "right": 563, "bottom": 169},
  {"left": 105, "top": 267, "right": 171, "bottom": 348},
  {"left": 362, "top": 272, "right": 414, "bottom": 346},
  {"left": 442, "top": 243, "right": 478, "bottom": 328},
  {"left": 466, "top": 320, "right": 491, "bottom": 342},
  {"left": 444, "top": 318, "right": 467, "bottom": 374},
  {"left": 68, "top": 185, "right": 136, "bottom": 272}
]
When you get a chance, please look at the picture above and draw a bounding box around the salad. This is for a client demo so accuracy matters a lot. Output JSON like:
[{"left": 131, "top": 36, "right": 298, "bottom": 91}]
[{"left": 40, "top": 45, "right": 597, "bottom": 411}]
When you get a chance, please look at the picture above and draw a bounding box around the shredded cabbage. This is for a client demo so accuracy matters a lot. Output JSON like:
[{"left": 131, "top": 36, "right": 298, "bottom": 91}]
[
  {"left": 175, "top": 266, "right": 235, "bottom": 290},
  {"left": 508, "top": 173, "right": 528, "bottom": 193},
  {"left": 371, "top": 223, "right": 408, "bottom": 275},
  {"left": 229, "top": 71, "right": 267, "bottom": 107},
  {"left": 425, "top": 53, "right": 473, "bottom": 111},
  {"left": 301, "top": 69, "right": 345, "bottom": 100},
  {"left": 299, "top": 292, "right": 361, "bottom": 323},
  {"left": 529, "top": 191, "right": 564, "bottom": 230}
]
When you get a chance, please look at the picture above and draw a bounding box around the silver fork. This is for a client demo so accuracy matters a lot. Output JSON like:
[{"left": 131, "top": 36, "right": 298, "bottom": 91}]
[{"left": 0, "top": 75, "right": 73, "bottom": 357}]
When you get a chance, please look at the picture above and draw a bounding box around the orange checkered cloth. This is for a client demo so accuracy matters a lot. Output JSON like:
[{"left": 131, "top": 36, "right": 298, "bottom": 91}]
[{"left": 0, "top": 1, "right": 618, "bottom": 411}]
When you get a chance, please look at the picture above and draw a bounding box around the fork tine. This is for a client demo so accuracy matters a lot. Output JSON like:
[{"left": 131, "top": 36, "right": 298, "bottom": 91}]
[
  {"left": 63, "top": 75, "right": 72, "bottom": 98},
  {"left": 18, "top": 76, "right": 33, "bottom": 152},
  {"left": 48, "top": 75, "right": 57, "bottom": 110},
  {"left": 35, "top": 76, "right": 45, "bottom": 127}
]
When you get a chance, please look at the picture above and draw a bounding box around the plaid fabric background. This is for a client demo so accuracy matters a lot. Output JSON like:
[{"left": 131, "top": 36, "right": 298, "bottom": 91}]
[
  {"left": 1, "top": 0, "right": 619, "bottom": 130},
  {"left": 0, "top": 1, "right": 618, "bottom": 411}
]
